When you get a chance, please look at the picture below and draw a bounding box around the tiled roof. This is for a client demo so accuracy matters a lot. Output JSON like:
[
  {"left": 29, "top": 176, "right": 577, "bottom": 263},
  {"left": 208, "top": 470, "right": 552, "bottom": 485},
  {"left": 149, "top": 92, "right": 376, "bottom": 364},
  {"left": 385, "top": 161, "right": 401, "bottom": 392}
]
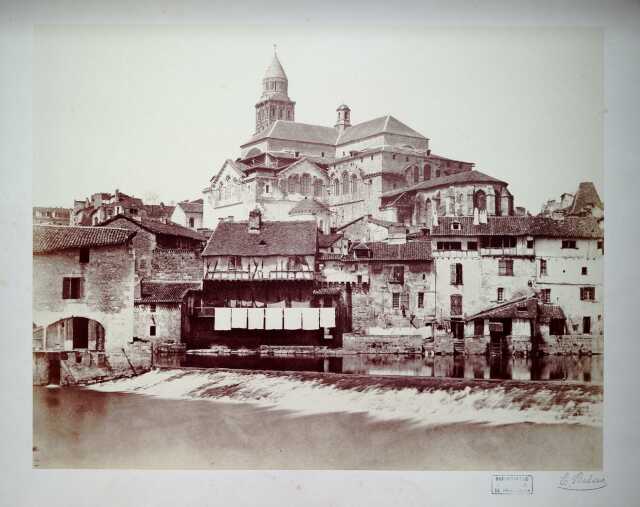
[
  {"left": 318, "top": 232, "right": 343, "bottom": 248},
  {"left": 100, "top": 215, "right": 206, "bottom": 241},
  {"left": 429, "top": 216, "right": 603, "bottom": 239},
  {"left": 137, "top": 281, "right": 201, "bottom": 304},
  {"left": 143, "top": 204, "right": 176, "bottom": 219},
  {"left": 466, "top": 296, "right": 538, "bottom": 321},
  {"left": 203, "top": 220, "right": 317, "bottom": 257},
  {"left": 289, "top": 198, "right": 328, "bottom": 215},
  {"left": 348, "top": 240, "right": 431, "bottom": 261},
  {"left": 243, "top": 120, "right": 338, "bottom": 147},
  {"left": 568, "top": 182, "right": 603, "bottom": 215},
  {"left": 336, "top": 115, "right": 426, "bottom": 145},
  {"left": 368, "top": 217, "right": 404, "bottom": 229},
  {"left": 177, "top": 200, "right": 204, "bottom": 214},
  {"left": 318, "top": 253, "right": 344, "bottom": 261},
  {"left": 382, "top": 170, "right": 507, "bottom": 200},
  {"left": 33, "top": 225, "right": 135, "bottom": 254}
]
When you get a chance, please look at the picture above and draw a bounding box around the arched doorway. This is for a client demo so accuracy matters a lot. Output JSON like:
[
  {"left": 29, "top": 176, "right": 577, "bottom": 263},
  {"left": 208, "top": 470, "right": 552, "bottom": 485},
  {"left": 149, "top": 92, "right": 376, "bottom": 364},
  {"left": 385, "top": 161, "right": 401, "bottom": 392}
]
[{"left": 43, "top": 317, "right": 105, "bottom": 351}]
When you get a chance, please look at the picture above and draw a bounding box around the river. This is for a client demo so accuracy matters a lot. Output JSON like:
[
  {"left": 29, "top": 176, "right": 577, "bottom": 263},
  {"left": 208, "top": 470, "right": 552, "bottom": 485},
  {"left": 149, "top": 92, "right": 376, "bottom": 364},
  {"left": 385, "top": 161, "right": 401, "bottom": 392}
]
[{"left": 33, "top": 357, "right": 603, "bottom": 470}]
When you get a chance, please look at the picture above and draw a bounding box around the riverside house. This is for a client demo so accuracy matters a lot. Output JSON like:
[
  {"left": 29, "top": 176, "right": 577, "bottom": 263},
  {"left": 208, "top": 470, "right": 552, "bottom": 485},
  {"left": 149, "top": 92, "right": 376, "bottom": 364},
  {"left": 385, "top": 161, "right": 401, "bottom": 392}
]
[{"left": 181, "top": 209, "right": 342, "bottom": 349}]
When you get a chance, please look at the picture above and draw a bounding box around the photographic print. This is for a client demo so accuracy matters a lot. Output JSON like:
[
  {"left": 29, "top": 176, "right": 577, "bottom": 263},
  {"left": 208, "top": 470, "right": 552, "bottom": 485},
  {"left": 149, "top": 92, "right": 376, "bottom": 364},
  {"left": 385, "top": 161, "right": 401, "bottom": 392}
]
[{"left": 31, "top": 25, "right": 603, "bottom": 470}]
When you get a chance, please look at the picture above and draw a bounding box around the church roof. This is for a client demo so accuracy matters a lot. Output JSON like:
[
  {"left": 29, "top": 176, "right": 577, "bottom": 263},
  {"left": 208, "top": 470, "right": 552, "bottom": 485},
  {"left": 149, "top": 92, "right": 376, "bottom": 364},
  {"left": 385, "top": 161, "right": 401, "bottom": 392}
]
[
  {"left": 381, "top": 170, "right": 507, "bottom": 200},
  {"left": 263, "top": 53, "right": 287, "bottom": 80},
  {"left": 288, "top": 198, "right": 329, "bottom": 215},
  {"left": 336, "top": 115, "right": 427, "bottom": 145},
  {"left": 243, "top": 120, "right": 339, "bottom": 147}
]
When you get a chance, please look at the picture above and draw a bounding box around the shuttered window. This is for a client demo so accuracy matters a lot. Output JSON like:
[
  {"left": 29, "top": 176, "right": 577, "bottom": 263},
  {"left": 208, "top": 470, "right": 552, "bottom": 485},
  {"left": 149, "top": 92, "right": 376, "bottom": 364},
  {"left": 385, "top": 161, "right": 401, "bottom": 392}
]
[{"left": 450, "top": 263, "right": 463, "bottom": 285}]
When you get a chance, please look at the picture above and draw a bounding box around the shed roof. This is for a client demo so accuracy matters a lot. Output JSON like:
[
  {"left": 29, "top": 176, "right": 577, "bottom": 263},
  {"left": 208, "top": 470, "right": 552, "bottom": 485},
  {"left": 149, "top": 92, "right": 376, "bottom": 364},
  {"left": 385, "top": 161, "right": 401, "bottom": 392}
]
[
  {"left": 203, "top": 220, "right": 317, "bottom": 257},
  {"left": 33, "top": 225, "right": 135, "bottom": 254}
]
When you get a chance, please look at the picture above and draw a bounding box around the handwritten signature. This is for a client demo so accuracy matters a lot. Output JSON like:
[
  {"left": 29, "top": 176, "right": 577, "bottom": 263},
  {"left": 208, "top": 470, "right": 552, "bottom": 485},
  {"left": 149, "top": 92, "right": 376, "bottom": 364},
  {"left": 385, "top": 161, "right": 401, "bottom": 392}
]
[{"left": 558, "top": 472, "right": 607, "bottom": 491}]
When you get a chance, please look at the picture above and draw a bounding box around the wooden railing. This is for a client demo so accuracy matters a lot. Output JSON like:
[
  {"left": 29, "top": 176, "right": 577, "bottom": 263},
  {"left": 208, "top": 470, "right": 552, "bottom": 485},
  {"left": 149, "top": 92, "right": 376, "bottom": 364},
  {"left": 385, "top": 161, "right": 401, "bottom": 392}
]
[{"left": 204, "top": 270, "right": 319, "bottom": 281}]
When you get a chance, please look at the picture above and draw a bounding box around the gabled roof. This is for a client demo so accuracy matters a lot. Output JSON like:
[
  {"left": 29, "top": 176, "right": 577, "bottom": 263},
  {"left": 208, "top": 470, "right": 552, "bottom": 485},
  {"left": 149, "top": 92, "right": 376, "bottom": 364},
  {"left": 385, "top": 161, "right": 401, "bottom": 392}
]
[
  {"left": 210, "top": 159, "right": 250, "bottom": 184},
  {"left": 33, "top": 225, "right": 135, "bottom": 254},
  {"left": 289, "top": 198, "right": 329, "bottom": 215},
  {"left": 100, "top": 215, "right": 206, "bottom": 241},
  {"left": 567, "top": 182, "right": 603, "bottom": 215},
  {"left": 381, "top": 170, "right": 507, "bottom": 200},
  {"left": 430, "top": 216, "right": 603, "bottom": 239},
  {"left": 243, "top": 120, "right": 339, "bottom": 147},
  {"left": 137, "top": 281, "right": 201, "bottom": 304},
  {"left": 336, "top": 115, "right": 426, "bottom": 145},
  {"left": 466, "top": 295, "right": 538, "bottom": 321},
  {"left": 143, "top": 204, "right": 176, "bottom": 219},
  {"left": 177, "top": 200, "right": 204, "bottom": 214},
  {"left": 203, "top": 220, "right": 317, "bottom": 257}
]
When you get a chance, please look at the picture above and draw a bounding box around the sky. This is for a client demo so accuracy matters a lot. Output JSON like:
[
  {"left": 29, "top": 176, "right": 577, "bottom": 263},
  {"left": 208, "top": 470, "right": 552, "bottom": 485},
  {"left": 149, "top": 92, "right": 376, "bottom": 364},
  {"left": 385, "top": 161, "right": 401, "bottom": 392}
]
[{"left": 33, "top": 26, "right": 603, "bottom": 212}]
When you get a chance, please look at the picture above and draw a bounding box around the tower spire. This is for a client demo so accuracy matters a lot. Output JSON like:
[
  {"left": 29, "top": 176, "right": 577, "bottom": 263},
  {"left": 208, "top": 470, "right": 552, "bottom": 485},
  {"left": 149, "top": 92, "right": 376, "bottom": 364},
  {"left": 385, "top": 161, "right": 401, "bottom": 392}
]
[{"left": 254, "top": 48, "right": 296, "bottom": 134}]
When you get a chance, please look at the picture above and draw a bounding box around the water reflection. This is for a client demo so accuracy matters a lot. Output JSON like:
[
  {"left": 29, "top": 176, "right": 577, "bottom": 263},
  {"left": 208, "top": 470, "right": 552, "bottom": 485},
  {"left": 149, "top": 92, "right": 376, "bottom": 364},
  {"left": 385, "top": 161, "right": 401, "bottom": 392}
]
[{"left": 164, "top": 353, "right": 602, "bottom": 383}]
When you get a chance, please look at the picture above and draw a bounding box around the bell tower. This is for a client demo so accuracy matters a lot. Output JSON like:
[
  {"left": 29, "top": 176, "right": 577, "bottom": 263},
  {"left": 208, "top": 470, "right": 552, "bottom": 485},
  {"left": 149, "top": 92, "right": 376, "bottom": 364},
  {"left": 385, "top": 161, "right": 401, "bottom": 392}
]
[{"left": 254, "top": 46, "right": 296, "bottom": 134}]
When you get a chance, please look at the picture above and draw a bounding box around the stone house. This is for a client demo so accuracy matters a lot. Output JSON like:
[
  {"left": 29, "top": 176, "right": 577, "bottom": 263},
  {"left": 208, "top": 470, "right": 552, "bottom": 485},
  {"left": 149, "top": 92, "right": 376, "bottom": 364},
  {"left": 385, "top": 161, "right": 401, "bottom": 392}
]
[
  {"left": 171, "top": 199, "right": 203, "bottom": 230},
  {"left": 134, "top": 281, "right": 201, "bottom": 342},
  {"left": 33, "top": 206, "right": 71, "bottom": 226},
  {"left": 99, "top": 214, "right": 206, "bottom": 284},
  {"left": 32, "top": 225, "right": 136, "bottom": 352}
]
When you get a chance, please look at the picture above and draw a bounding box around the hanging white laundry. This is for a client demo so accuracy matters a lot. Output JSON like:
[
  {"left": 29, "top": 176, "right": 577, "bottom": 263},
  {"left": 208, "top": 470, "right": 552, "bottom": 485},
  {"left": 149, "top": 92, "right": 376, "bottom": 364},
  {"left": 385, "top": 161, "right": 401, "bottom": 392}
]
[
  {"left": 214, "top": 307, "right": 232, "bottom": 330},
  {"left": 301, "top": 307, "right": 320, "bottom": 330},
  {"left": 320, "top": 307, "right": 336, "bottom": 328},
  {"left": 231, "top": 307, "right": 248, "bottom": 328},
  {"left": 267, "top": 300, "right": 286, "bottom": 308},
  {"left": 284, "top": 308, "right": 303, "bottom": 330},
  {"left": 247, "top": 308, "right": 265, "bottom": 329},
  {"left": 265, "top": 307, "right": 283, "bottom": 330}
]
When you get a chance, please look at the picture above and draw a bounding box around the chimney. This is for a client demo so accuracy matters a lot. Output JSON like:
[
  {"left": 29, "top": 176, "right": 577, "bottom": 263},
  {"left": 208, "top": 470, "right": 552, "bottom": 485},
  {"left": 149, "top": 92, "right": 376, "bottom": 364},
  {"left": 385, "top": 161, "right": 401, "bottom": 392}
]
[{"left": 248, "top": 208, "right": 262, "bottom": 234}]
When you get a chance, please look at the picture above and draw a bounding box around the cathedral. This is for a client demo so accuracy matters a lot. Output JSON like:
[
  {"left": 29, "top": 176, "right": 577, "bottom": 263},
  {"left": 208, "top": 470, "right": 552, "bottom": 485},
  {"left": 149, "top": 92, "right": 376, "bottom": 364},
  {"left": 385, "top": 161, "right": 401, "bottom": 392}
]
[{"left": 202, "top": 50, "right": 514, "bottom": 232}]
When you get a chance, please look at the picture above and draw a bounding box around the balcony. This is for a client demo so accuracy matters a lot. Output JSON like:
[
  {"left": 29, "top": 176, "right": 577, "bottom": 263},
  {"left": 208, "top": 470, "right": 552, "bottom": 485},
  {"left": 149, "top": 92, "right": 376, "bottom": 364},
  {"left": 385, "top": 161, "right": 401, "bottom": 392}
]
[{"left": 205, "top": 270, "right": 319, "bottom": 282}]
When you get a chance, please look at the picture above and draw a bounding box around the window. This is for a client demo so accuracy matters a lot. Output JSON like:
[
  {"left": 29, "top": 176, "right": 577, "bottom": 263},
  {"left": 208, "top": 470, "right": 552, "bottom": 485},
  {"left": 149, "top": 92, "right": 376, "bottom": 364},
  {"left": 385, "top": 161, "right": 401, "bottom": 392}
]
[
  {"left": 497, "top": 287, "right": 504, "bottom": 302},
  {"left": 465, "top": 241, "right": 478, "bottom": 251},
  {"left": 581, "top": 266, "right": 588, "bottom": 275},
  {"left": 582, "top": 316, "right": 591, "bottom": 335},
  {"left": 392, "top": 154, "right": 396, "bottom": 160},
  {"left": 62, "top": 277, "right": 82, "bottom": 299},
  {"left": 540, "top": 259, "right": 548, "bottom": 276},
  {"left": 392, "top": 292, "right": 400, "bottom": 309},
  {"left": 228, "top": 256, "right": 243, "bottom": 270},
  {"left": 333, "top": 178, "right": 340, "bottom": 196},
  {"left": 580, "top": 287, "right": 595, "bottom": 301},
  {"left": 301, "top": 174, "right": 311, "bottom": 194},
  {"left": 541, "top": 288, "right": 551, "bottom": 303},
  {"left": 313, "top": 179, "right": 322, "bottom": 197},
  {"left": 498, "top": 258, "right": 514, "bottom": 276},
  {"left": 437, "top": 241, "right": 462, "bottom": 251},
  {"left": 342, "top": 172, "right": 349, "bottom": 194},
  {"left": 597, "top": 239, "right": 604, "bottom": 252},
  {"left": 417, "top": 292, "right": 424, "bottom": 308},
  {"left": 351, "top": 175, "right": 358, "bottom": 195},
  {"left": 150, "top": 304, "right": 156, "bottom": 313},
  {"left": 450, "top": 294, "right": 462, "bottom": 316},
  {"left": 130, "top": 208, "right": 138, "bottom": 215},
  {"left": 474, "top": 319, "right": 484, "bottom": 336},
  {"left": 357, "top": 274, "right": 363, "bottom": 284},
  {"left": 321, "top": 152, "right": 325, "bottom": 157},
  {"left": 527, "top": 239, "right": 534, "bottom": 249},
  {"left": 561, "top": 239, "right": 577, "bottom": 249},
  {"left": 150, "top": 325, "right": 156, "bottom": 337},
  {"left": 391, "top": 266, "right": 405, "bottom": 284},
  {"left": 450, "top": 263, "right": 463, "bottom": 285},
  {"left": 79, "top": 248, "right": 90, "bottom": 264},
  {"left": 480, "top": 236, "right": 517, "bottom": 249},
  {"left": 189, "top": 217, "right": 195, "bottom": 228},
  {"left": 550, "top": 318, "right": 565, "bottom": 335},
  {"left": 451, "top": 221, "right": 461, "bottom": 231}
]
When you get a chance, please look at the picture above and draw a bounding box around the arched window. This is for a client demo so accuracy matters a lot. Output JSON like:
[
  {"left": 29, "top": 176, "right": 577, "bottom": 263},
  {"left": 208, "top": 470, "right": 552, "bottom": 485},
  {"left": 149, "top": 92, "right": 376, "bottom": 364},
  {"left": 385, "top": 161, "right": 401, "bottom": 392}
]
[
  {"left": 424, "top": 164, "right": 431, "bottom": 180},
  {"left": 425, "top": 199, "right": 433, "bottom": 228},
  {"left": 301, "top": 174, "right": 311, "bottom": 195},
  {"left": 350, "top": 174, "right": 358, "bottom": 195},
  {"left": 342, "top": 172, "right": 349, "bottom": 195},
  {"left": 313, "top": 178, "right": 322, "bottom": 197},
  {"left": 413, "top": 165, "right": 420, "bottom": 184},
  {"left": 288, "top": 174, "right": 299, "bottom": 194},
  {"left": 474, "top": 190, "right": 486, "bottom": 211},
  {"left": 333, "top": 178, "right": 340, "bottom": 196}
]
